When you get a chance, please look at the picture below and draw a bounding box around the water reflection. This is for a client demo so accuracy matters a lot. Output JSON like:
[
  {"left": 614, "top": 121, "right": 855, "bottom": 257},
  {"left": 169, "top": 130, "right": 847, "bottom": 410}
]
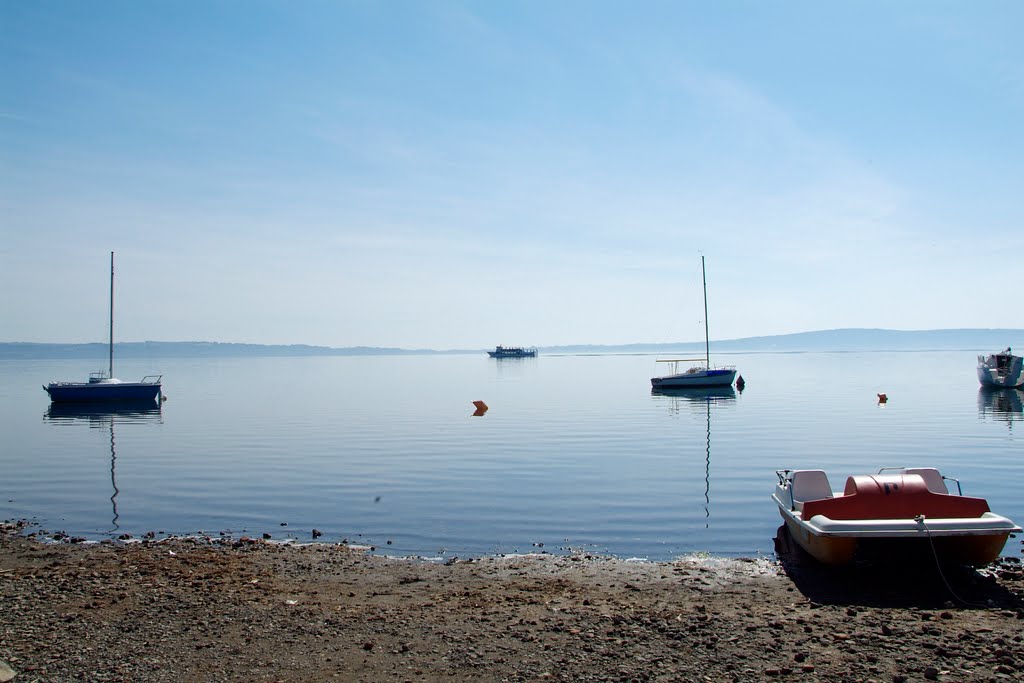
[
  {"left": 651, "top": 385, "right": 737, "bottom": 407},
  {"left": 651, "top": 386, "right": 737, "bottom": 526},
  {"left": 44, "top": 403, "right": 163, "bottom": 531},
  {"left": 977, "top": 387, "right": 1023, "bottom": 431}
]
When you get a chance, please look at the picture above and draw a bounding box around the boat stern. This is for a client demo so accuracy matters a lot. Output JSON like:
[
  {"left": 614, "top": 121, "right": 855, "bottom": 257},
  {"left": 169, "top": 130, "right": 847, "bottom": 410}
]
[{"left": 978, "top": 352, "right": 1024, "bottom": 388}]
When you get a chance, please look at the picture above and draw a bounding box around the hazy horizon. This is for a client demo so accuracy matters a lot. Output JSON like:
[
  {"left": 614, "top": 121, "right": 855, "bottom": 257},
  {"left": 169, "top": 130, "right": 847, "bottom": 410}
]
[
  {"left": 3, "top": 327, "right": 1022, "bottom": 354},
  {"left": 4, "top": 3, "right": 1022, "bottom": 348}
]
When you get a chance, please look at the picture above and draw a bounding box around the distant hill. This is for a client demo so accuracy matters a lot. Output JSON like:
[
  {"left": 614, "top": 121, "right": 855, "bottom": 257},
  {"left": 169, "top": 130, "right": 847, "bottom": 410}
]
[
  {"left": 548, "top": 328, "right": 1024, "bottom": 354},
  {"left": 1, "top": 329, "right": 1021, "bottom": 359},
  {"left": 0, "top": 341, "right": 467, "bottom": 360}
]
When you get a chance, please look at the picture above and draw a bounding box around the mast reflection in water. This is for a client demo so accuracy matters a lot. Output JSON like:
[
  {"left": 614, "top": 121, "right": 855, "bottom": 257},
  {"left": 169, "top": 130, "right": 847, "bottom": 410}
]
[
  {"left": 651, "top": 385, "right": 737, "bottom": 526},
  {"left": 977, "top": 387, "right": 1023, "bottom": 432},
  {"left": 44, "top": 402, "right": 163, "bottom": 531}
]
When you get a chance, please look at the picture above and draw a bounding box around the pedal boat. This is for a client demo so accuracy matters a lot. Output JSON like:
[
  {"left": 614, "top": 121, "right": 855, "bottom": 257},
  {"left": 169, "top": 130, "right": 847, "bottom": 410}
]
[{"left": 773, "top": 468, "right": 1020, "bottom": 566}]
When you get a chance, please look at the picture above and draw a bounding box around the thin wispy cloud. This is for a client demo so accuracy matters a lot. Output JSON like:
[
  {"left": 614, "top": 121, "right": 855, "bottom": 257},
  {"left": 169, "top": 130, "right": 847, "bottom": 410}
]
[{"left": 3, "top": 2, "right": 1021, "bottom": 347}]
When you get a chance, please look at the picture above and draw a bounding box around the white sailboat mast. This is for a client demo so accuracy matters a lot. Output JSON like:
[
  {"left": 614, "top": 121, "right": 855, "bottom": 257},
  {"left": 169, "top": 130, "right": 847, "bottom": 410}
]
[
  {"left": 109, "top": 251, "right": 114, "bottom": 378},
  {"left": 701, "top": 255, "right": 710, "bottom": 367}
]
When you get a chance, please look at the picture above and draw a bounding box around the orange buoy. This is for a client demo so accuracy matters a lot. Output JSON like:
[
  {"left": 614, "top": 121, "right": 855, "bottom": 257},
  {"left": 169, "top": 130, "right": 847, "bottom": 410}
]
[{"left": 472, "top": 400, "right": 488, "bottom": 416}]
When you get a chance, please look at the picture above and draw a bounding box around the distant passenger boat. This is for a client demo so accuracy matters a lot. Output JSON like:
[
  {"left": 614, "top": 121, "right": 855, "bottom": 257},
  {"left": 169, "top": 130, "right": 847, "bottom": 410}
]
[
  {"left": 651, "top": 256, "right": 737, "bottom": 389},
  {"left": 488, "top": 346, "right": 537, "bottom": 358},
  {"left": 43, "top": 252, "right": 163, "bottom": 404},
  {"left": 977, "top": 348, "right": 1023, "bottom": 388}
]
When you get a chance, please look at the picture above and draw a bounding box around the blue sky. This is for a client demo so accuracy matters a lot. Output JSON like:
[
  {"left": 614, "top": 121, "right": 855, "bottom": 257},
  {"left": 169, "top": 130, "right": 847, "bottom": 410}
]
[{"left": 2, "top": 1, "right": 1022, "bottom": 348}]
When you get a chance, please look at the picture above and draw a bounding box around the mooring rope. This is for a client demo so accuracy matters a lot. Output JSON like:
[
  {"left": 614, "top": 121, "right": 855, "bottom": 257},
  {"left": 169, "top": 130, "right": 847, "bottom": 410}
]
[{"left": 915, "top": 514, "right": 989, "bottom": 608}]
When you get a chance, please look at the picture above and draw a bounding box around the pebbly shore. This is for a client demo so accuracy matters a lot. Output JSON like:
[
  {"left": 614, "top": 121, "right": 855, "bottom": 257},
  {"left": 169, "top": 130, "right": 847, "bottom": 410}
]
[{"left": 1, "top": 521, "right": 1022, "bottom": 682}]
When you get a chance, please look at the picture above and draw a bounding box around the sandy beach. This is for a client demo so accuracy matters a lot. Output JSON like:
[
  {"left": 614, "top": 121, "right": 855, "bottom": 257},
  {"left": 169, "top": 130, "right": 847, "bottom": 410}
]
[{"left": 1, "top": 521, "right": 1021, "bottom": 682}]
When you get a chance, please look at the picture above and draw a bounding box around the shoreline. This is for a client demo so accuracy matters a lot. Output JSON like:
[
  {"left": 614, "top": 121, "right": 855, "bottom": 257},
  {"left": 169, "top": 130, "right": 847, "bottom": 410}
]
[{"left": 3, "top": 522, "right": 1023, "bottom": 682}]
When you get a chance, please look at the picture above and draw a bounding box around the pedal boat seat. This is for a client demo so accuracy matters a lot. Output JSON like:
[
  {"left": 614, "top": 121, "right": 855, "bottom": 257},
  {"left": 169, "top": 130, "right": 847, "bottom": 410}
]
[{"left": 788, "top": 470, "right": 833, "bottom": 512}]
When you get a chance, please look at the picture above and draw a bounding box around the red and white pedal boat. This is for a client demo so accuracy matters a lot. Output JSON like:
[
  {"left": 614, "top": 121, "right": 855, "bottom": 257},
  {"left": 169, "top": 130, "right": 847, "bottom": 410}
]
[{"left": 773, "top": 467, "right": 1020, "bottom": 566}]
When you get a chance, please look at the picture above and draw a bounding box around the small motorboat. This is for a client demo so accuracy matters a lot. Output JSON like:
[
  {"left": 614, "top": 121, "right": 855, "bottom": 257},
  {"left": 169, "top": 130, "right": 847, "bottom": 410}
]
[
  {"left": 773, "top": 467, "right": 1020, "bottom": 566},
  {"left": 977, "top": 348, "right": 1023, "bottom": 388}
]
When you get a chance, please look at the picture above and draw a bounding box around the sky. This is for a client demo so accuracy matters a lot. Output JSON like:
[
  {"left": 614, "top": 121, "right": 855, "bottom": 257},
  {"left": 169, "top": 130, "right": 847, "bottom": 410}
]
[{"left": 2, "top": 1, "right": 1022, "bottom": 349}]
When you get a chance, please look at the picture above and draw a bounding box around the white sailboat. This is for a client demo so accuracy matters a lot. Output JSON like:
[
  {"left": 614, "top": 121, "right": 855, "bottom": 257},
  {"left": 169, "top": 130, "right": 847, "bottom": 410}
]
[
  {"left": 977, "top": 348, "right": 1023, "bottom": 388},
  {"left": 651, "top": 256, "right": 737, "bottom": 390}
]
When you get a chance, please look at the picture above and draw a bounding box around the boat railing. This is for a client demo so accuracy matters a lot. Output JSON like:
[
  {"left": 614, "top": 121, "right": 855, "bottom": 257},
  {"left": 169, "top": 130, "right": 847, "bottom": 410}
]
[
  {"left": 775, "top": 470, "right": 796, "bottom": 510},
  {"left": 657, "top": 359, "right": 736, "bottom": 369},
  {"left": 945, "top": 476, "right": 963, "bottom": 496},
  {"left": 140, "top": 375, "right": 163, "bottom": 384},
  {"left": 657, "top": 358, "right": 704, "bottom": 374}
]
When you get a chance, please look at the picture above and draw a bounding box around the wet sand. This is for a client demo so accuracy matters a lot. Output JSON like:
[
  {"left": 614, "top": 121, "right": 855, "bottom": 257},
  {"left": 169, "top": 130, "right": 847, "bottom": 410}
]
[{"left": 1, "top": 521, "right": 1022, "bottom": 682}]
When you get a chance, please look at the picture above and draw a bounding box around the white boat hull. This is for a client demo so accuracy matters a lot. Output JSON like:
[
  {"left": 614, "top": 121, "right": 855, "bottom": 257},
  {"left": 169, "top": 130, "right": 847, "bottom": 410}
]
[
  {"left": 776, "top": 508, "right": 1014, "bottom": 566},
  {"left": 977, "top": 351, "right": 1023, "bottom": 388}
]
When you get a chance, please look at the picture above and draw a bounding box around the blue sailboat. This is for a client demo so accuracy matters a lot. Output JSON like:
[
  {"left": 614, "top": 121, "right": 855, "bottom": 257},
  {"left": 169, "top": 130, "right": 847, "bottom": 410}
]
[
  {"left": 43, "top": 252, "right": 163, "bottom": 403},
  {"left": 650, "top": 256, "right": 737, "bottom": 389}
]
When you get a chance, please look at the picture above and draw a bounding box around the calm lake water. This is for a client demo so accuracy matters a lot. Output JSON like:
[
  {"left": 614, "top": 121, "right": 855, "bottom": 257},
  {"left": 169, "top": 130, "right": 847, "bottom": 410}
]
[{"left": 2, "top": 351, "right": 1021, "bottom": 561}]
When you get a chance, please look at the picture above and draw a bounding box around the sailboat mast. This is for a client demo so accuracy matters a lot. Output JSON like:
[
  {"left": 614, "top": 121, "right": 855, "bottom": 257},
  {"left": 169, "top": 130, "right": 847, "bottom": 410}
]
[
  {"left": 109, "top": 251, "right": 114, "bottom": 378},
  {"left": 701, "top": 255, "right": 710, "bottom": 367}
]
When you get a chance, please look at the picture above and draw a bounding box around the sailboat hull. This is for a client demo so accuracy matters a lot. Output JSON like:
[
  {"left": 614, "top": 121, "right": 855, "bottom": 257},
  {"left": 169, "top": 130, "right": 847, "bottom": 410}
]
[
  {"left": 651, "top": 368, "right": 736, "bottom": 388},
  {"left": 44, "top": 381, "right": 162, "bottom": 403}
]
